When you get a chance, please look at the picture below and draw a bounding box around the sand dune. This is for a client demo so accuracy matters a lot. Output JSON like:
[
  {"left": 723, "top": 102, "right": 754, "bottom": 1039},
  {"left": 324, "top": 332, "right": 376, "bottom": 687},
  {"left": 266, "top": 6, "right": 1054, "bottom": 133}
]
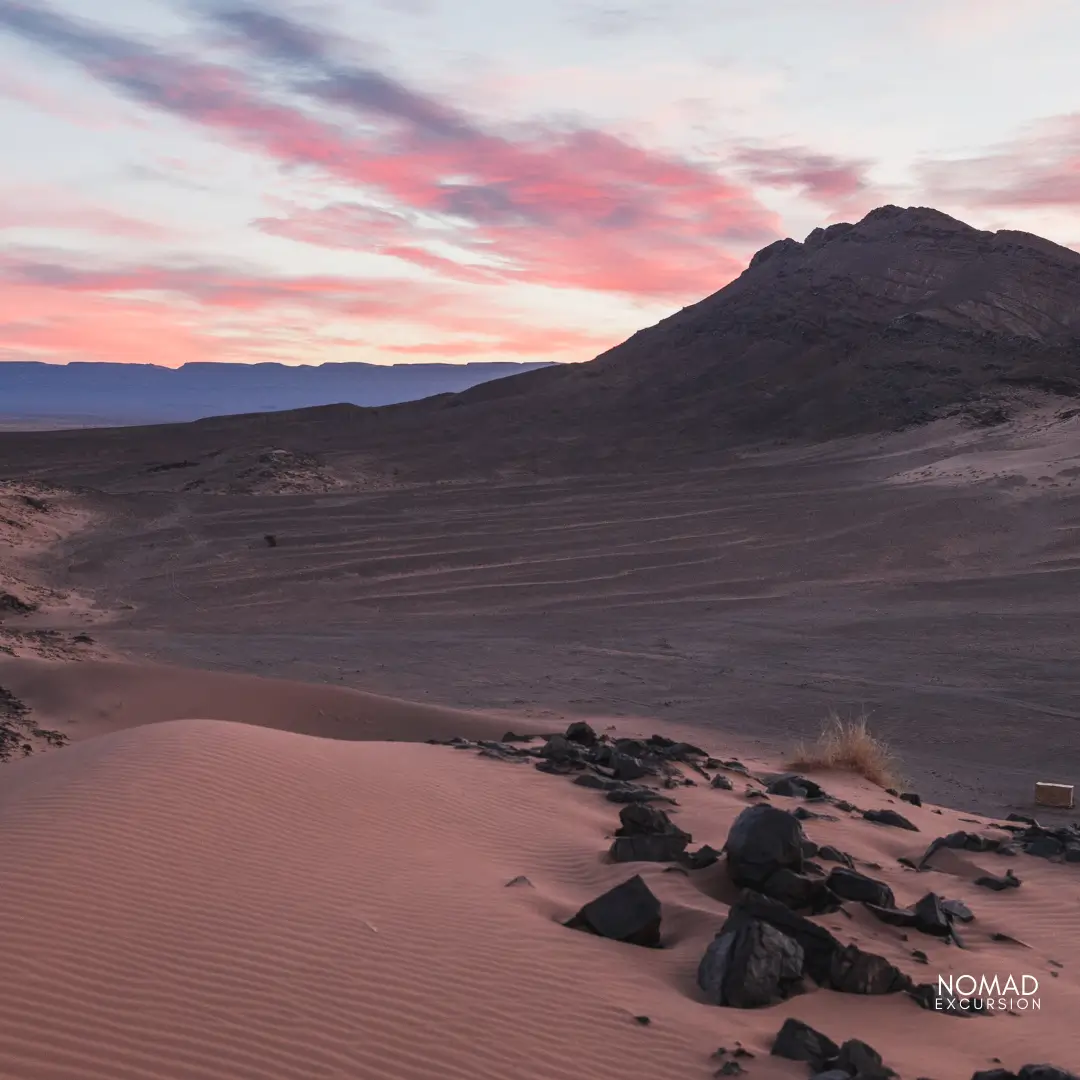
[
  {"left": 1, "top": 718, "right": 1075, "bottom": 1080},
  {"left": 0, "top": 656, "right": 513, "bottom": 745}
]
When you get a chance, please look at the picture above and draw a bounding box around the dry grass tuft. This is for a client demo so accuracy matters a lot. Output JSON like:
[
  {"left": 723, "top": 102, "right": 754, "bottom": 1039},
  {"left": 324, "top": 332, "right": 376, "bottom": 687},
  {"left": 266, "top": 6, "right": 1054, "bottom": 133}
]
[{"left": 788, "top": 710, "right": 901, "bottom": 788}]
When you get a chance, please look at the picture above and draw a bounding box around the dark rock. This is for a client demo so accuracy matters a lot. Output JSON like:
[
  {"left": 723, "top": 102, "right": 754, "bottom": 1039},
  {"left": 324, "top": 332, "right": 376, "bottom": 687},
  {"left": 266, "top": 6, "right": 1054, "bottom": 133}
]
[
  {"left": 914, "top": 893, "right": 952, "bottom": 937},
  {"left": 809, "top": 1073, "right": 853, "bottom": 1080},
  {"left": 615, "top": 803, "right": 690, "bottom": 839},
  {"left": 632, "top": 1015, "right": 650, "bottom": 1025},
  {"left": 912, "top": 949, "right": 928, "bottom": 963},
  {"left": 900, "top": 792, "right": 923, "bottom": 806},
  {"left": 766, "top": 773, "right": 826, "bottom": 799},
  {"left": 573, "top": 773, "right": 624, "bottom": 791},
  {"left": 1024, "top": 836, "right": 1064, "bottom": 858},
  {"left": 500, "top": 730, "right": 539, "bottom": 742},
  {"left": 836, "top": 1039, "right": 895, "bottom": 1080},
  {"left": 505, "top": 875, "right": 532, "bottom": 887},
  {"left": 770, "top": 1018, "right": 839, "bottom": 1070},
  {"left": 942, "top": 898, "right": 974, "bottom": 923},
  {"left": 680, "top": 844, "right": 722, "bottom": 870},
  {"left": 863, "top": 808, "right": 919, "bottom": 831},
  {"left": 758, "top": 868, "right": 840, "bottom": 913},
  {"left": 865, "top": 903, "right": 919, "bottom": 929},
  {"left": 710, "top": 773, "right": 734, "bottom": 790},
  {"left": 1064, "top": 845, "right": 1080, "bottom": 862},
  {"left": 263, "top": 534, "right": 277, "bottom": 548},
  {"left": 818, "top": 845, "right": 855, "bottom": 868},
  {"left": 605, "top": 786, "right": 675, "bottom": 804},
  {"left": 971, "top": 1071, "right": 1017, "bottom": 1080},
  {"left": 609, "top": 752, "right": 650, "bottom": 781},
  {"left": 565, "top": 721, "right": 599, "bottom": 746},
  {"left": 1017, "top": 1068, "right": 1080, "bottom": 1080},
  {"left": 974, "top": 869, "right": 1022, "bottom": 891},
  {"left": 565, "top": 874, "right": 662, "bottom": 947},
  {"left": 1007, "top": 813, "right": 1039, "bottom": 825},
  {"left": 802, "top": 838, "right": 820, "bottom": 858},
  {"left": 995, "top": 841, "right": 1020, "bottom": 856},
  {"left": 697, "top": 919, "right": 804, "bottom": 1007},
  {"left": 718, "top": 758, "right": 750, "bottom": 774},
  {"left": 724, "top": 890, "right": 839, "bottom": 985},
  {"left": 539, "top": 735, "right": 585, "bottom": 763},
  {"left": 794, "top": 806, "right": 838, "bottom": 821},
  {"left": 828, "top": 943, "right": 911, "bottom": 994},
  {"left": 610, "top": 834, "right": 689, "bottom": 863},
  {"left": 826, "top": 867, "right": 895, "bottom": 908},
  {"left": 725, "top": 804, "right": 805, "bottom": 889},
  {"left": 833, "top": 800, "right": 858, "bottom": 813}
]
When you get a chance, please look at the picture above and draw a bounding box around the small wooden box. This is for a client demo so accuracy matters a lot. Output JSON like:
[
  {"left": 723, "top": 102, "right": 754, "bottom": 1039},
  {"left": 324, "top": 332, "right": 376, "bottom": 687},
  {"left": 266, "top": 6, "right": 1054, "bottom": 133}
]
[{"left": 1034, "top": 782, "right": 1074, "bottom": 809}]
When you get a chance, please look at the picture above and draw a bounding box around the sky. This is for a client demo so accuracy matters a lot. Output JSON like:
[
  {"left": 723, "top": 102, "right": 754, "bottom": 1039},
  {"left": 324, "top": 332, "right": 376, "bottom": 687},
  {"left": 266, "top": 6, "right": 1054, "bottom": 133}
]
[{"left": 1, "top": 0, "right": 1079, "bottom": 369}]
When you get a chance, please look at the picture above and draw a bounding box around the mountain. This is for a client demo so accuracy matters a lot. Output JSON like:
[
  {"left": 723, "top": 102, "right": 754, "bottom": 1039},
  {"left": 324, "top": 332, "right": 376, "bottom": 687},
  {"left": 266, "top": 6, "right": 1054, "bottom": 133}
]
[
  {"left": 1, "top": 205, "right": 1079, "bottom": 488},
  {"left": 0, "top": 360, "right": 554, "bottom": 425}
]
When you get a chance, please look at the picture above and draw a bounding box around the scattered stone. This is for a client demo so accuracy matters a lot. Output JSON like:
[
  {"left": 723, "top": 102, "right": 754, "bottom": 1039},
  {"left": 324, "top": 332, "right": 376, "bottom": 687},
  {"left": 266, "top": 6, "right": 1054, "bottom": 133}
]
[
  {"left": 794, "top": 806, "right": 839, "bottom": 822},
  {"left": 573, "top": 773, "right": 624, "bottom": 791},
  {"left": 610, "top": 834, "right": 690, "bottom": 863},
  {"left": 725, "top": 805, "right": 805, "bottom": 889},
  {"left": 564, "top": 874, "right": 662, "bottom": 947},
  {"left": 990, "top": 932, "right": 1032, "bottom": 947},
  {"left": 746, "top": 788, "right": 769, "bottom": 799},
  {"left": 724, "top": 891, "right": 839, "bottom": 985},
  {"left": 863, "top": 808, "right": 919, "bottom": 831},
  {"left": 504, "top": 875, "right": 532, "bottom": 887},
  {"left": 864, "top": 903, "right": 919, "bottom": 929},
  {"left": 716, "top": 1063, "right": 744, "bottom": 1077},
  {"left": 900, "top": 792, "right": 923, "bottom": 806},
  {"left": 766, "top": 773, "right": 826, "bottom": 799},
  {"left": 897, "top": 856, "right": 919, "bottom": 869},
  {"left": 615, "top": 803, "right": 689, "bottom": 839},
  {"left": 912, "top": 949, "right": 928, "bottom": 964},
  {"left": 975, "top": 870, "right": 1022, "bottom": 891},
  {"left": 913, "top": 893, "right": 952, "bottom": 937},
  {"left": 835, "top": 1038, "right": 895, "bottom": 1080},
  {"left": 680, "top": 844, "right": 722, "bottom": 870},
  {"left": 262, "top": 534, "right": 277, "bottom": 548},
  {"left": 833, "top": 800, "right": 858, "bottom": 813},
  {"left": 818, "top": 845, "right": 855, "bottom": 868},
  {"left": 501, "top": 730, "right": 540, "bottom": 742},
  {"left": 829, "top": 944, "right": 911, "bottom": 994},
  {"left": 718, "top": 758, "right": 750, "bottom": 775},
  {"left": 632, "top": 1015, "right": 650, "bottom": 1025},
  {"left": 605, "top": 786, "right": 676, "bottom": 805},
  {"left": 770, "top": 1018, "right": 839, "bottom": 1070},
  {"left": 941, "top": 898, "right": 974, "bottom": 923},
  {"left": 826, "top": 867, "right": 895, "bottom": 908},
  {"left": 0, "top": 592, "right": 37, "bottom": 615},
  {"left": 710, "top": 773, "right": 734, "bottom": 790},
  {"left": 698, "top": 918, "right": 805, "bottom": 1007},
  {"left": 1024, "top": 835, "right": 1064, "bottom": 858},
  {"left": 565, "top": 721, "right": 599, "bottom": 746}
]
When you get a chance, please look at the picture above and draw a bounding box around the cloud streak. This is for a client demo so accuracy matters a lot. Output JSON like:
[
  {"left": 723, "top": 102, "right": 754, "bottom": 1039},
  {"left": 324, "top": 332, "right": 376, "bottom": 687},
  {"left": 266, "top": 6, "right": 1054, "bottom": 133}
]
[{"left": 0, "top": 0, "right": 779, "bottom": 301}]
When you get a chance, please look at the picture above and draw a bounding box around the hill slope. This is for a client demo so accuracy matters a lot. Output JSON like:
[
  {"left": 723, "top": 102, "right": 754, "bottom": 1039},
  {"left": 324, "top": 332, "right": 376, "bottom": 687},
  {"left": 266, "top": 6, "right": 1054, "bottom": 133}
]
[{"left": 1, "top": 205, "right": 1078, "bottom": 486}]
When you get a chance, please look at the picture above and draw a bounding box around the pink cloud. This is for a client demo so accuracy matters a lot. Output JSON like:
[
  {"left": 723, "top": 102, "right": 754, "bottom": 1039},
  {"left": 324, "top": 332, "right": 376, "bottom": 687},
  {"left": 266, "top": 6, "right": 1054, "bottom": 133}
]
[
  {"left": 0, "top": 253, "right": 616, "bottom": 366},
  {"left": 920, "top": 114, "right": 1080, "bottom": 209},
  {"left": 0, "top": 2, "right": 780, "bottom": 301},
  {"left": 732, "top": 145, "right": 872, "bottom": 204},
  {"left": 0, "top": 188, "right": 177, "bottom": 239}
]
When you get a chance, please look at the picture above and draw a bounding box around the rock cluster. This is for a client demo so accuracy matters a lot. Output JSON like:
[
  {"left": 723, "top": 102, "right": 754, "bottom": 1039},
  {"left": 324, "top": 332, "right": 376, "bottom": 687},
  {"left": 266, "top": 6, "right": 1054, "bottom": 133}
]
[{"left": 771, "top": 1018, "right": 897, "bottom": 1079}]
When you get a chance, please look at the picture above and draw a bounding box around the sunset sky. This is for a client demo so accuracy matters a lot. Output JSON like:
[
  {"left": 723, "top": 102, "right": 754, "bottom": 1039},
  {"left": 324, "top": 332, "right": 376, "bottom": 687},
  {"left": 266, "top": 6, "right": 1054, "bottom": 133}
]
[{"left": 1, "top": 0, "right": 1078, "bottom": 369}]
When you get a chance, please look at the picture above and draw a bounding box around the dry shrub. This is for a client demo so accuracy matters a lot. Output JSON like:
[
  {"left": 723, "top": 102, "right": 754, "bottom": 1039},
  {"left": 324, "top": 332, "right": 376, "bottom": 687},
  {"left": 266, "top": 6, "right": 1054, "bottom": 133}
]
[{"left": 788, "top": 710, "right": 900, "bottom": 788}]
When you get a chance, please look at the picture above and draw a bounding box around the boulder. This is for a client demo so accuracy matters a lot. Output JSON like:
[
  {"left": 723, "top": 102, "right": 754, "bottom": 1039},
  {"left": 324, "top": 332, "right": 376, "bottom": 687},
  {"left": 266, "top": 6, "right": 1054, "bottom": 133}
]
[
  {"left": 697, "top": 919, "right": 804, "bottom": 1007},
  {"left": 609, "top": 834, "right": 689, "bottom": 863},
  {"left": 913, "top": 893, "right": 952, "bottom": 937},
  {"left": 680, "top": 844, "right": 722, "bottom": 870},
  {"left": 766, "top": 774, "right": 826, "bottom": 799},
  {"left": 723, "top": 891, "right": 840, "bottom": 985},
  {"left": 899, "top": 792, "right": 923, "bottom": 806},
  {"left": 835, "top": 1039, "right": 895, "bottom": 1080},
  {"left": 828, "top": 944, "right": 911, "bottom": 994},
  {"left": 711, "top": 773, "right": 734, "bottom": 790},
  {"left": 614, "top": 803, "right": 689, "bottom": 839},
  {"left": 564, "top": 874, "right": 662, "bottom": 946},
  {"left": 770, "top": 1018, "right": 839, "bottom": 1070},
  {"left": 564, "top": 721, "right": 599, "bottom": 746},
  {"left": 826, "top": 867, "right": 895, "bottom": 908},
  {"left": 863, "top": 808, "right": 919, "bottom": 831},
  {"left": 818, "top": 845, "right": 855, "bottom": 868},
  {"left": 725, "top": 805, "right": 806, "bottom": 888}
]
